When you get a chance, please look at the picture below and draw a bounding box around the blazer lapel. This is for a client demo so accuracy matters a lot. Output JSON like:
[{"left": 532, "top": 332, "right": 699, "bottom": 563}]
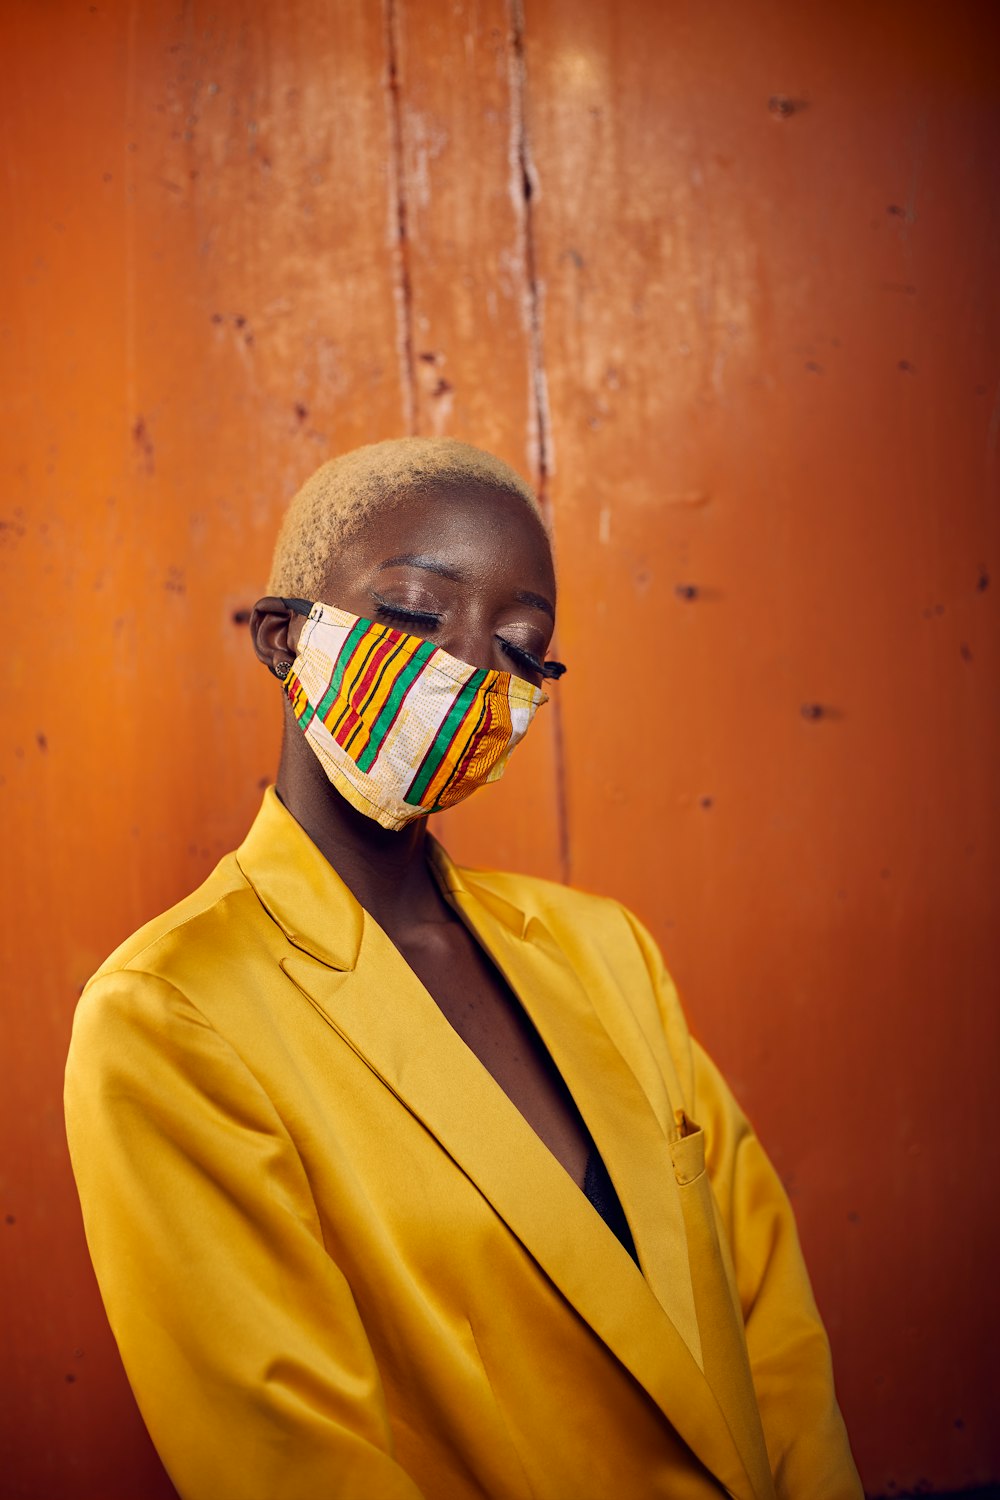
[
  {"left": 239, "top": 793, "right": 760, "bottom": 1500},
  {"left": 460, "top": 893, "right": 704, "bottom": 1355}
]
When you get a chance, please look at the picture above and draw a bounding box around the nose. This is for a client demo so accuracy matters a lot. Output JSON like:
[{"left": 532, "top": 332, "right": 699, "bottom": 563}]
[
  {"left": 434, "top": 606, "right": 499, "bottom": 674},
  {"left": 437, "top": 624, "right": 496, "bottom": 672}
]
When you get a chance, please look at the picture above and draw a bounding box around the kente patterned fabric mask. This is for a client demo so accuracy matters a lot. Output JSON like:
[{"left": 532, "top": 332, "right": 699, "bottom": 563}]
[{"left": 279, "top": 599, "right": 548, "bottom": 831}]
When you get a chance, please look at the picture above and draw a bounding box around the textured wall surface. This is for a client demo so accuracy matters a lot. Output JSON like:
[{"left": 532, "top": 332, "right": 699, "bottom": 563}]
[{"left": 1, "top": 2, "right": 997, "bottom": 1496}]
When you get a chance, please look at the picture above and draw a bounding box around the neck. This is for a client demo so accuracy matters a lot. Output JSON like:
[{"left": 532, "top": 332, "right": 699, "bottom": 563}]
[{"left": 273, "top": 721, "right": 452, "bottom": 936}]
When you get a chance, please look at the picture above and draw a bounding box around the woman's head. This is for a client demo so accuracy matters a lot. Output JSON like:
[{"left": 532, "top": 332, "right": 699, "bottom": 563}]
[{"left": 252, "top": 438, "right": 560, "bottom": 833}]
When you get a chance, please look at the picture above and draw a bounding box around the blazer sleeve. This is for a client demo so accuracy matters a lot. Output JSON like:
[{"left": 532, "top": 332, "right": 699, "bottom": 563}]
[
  {"left": 64, "top": 968, "right": 426, "bottom": 1500},
  {"left": 618, "top": 908, "right": 863, "bottom": 1500}
]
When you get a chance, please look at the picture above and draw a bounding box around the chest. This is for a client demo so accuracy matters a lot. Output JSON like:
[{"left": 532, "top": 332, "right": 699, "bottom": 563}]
[{"left": 393, "top": 922, "right": 592, "bottom": 1187}]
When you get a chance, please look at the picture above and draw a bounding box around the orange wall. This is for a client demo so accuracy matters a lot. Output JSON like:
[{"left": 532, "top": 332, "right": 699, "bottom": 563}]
[{"left": 1, "top": 2, "right": 998, "bottom": 1495}]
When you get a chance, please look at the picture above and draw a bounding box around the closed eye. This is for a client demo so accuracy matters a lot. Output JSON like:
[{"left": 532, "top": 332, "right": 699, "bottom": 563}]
[
  {"left": 373, "top": 600, "right": 442, "bottom": 629},
  {"left": 498, "top": 640, "right": 567, "bottom": 680},
  {"left": 498, "top": 637, "right": 544, "bottom": 675}
]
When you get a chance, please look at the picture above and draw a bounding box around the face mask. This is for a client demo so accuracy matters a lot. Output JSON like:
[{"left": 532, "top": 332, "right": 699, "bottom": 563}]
[{"left": 278, "top": 599, "right": 548, "bottom": 831}]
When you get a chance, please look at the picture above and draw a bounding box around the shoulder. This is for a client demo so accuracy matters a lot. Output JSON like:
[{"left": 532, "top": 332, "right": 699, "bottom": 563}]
[
  {"left": 457, "top": 865, "right": 664, "bottom": 969},
  {"left": 68, "top": 847, "right": 310, "bottom": 1134},
  {"left": 457, "top": 863, "right": 671, "bottom": 975},
  {"left": 455, "top": 863, "right": 679, "bottom": 1015},
  {"left": 76, "top": 851, "right": 286, "bottom": 1057},
  {"left": 455, "top": 863, "right": 629, "bottom": 927},
  {"left": 456, "top": 862, "right": 699, "bottom": 1104},
  {"left": 90, "top": 852, "right": 263, "bottom": 984}
]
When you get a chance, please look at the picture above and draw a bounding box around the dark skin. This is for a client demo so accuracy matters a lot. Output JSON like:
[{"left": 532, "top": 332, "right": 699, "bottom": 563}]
[{"left": 250, "top": 482, "right": 592, "bottom": 1187}]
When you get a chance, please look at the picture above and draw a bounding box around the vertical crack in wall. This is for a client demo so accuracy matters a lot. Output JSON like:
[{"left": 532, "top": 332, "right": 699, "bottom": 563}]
[
  {"left": 507, "top": 0, "right": 551, "bottom": 502},
  {"left": 508, "top": 0, "right": 571, "bottom": 884},
  {"left": 384, "top": 0, "right": 417, "bottom": 434}
]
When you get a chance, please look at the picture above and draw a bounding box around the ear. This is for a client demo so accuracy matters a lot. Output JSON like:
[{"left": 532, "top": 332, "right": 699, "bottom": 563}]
[{"left": 249, "top": 597, "right": 301, "bottom": 678}]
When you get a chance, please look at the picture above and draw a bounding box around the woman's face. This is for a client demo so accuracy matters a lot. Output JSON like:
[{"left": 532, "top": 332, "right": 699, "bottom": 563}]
[{"left": 297, "top": 483, "right": 559, "bottom": 687}]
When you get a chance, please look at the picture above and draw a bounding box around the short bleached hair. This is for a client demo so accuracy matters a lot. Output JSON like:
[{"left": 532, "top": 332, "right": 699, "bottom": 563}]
[{"left": 267, "top": 437, "right": 545, "bottom": 598}]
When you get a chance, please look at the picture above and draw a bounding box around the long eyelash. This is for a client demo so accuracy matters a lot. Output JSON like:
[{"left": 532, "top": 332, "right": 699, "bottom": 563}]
[
  {"left": 494, "top": 637, "right": 537, "bottom": 671},
  {"left": 374, "top": 602, "right": 441, "bottom": 628},
  {"left": 499, "top": 639, "right": 568, "bottom": 679}
]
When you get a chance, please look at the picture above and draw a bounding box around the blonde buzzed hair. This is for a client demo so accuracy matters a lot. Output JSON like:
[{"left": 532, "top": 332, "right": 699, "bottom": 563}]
[{"left": 267, "top": 436, "right": 545, "bottom": 597}]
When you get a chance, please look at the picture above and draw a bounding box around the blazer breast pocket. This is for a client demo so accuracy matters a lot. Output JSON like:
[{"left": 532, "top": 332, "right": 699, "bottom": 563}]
[{"left": 668, "top": 1111, "right": 706, "bottom": 1186}]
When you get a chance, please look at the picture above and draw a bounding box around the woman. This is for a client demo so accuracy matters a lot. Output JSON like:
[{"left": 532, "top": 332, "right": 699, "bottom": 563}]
[{"left": 65, "top": 438, "right": 862, "bottom": 1500}]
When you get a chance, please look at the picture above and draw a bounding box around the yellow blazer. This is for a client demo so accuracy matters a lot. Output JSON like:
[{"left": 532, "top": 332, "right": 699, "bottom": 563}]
[{"left": 65, "top": 789, "right": 861, "bottom": 1500}]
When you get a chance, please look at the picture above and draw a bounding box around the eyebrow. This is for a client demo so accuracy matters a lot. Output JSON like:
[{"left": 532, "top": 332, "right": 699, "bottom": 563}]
[
  {"left": 378, "top": 555, "right": 555, "bottom": 619},
  {"left": 514, "top": 589, "right": 555, "bottom": 620},
  {"left": 378, "top": 553, "right": 467, "bottom": 583}
]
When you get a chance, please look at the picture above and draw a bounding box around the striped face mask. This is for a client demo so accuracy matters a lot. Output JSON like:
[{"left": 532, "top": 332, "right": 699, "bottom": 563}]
[{"left": 279, "top": 599, "right": 548, "bottom": 831}]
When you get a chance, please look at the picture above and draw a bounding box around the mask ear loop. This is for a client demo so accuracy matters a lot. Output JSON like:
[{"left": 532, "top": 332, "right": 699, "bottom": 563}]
[{"left": 271, "top": 599, "right": 313, "bottom": 681}]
